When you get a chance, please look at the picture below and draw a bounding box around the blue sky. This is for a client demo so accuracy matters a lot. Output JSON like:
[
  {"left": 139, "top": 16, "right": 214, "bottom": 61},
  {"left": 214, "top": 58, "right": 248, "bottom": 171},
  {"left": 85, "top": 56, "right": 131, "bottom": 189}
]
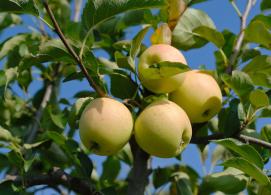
[{"left": 1, "top": 0, "right": 271, "bottom": 194}]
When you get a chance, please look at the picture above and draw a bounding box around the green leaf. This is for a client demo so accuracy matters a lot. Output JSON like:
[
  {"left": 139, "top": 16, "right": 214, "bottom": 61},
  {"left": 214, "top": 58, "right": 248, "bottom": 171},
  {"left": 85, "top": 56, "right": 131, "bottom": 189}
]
[
  {"left": 221, "top": 70, "right": 254, "bottom": 102},
  {"left": 193, "top": 26, "right": 225, "bottom": 48},
  {"left": 153, "top": 167, "right": 173, "bottom": 188},
  {"left": 101, "top": 156, "right": 121, "bottom": 182},
  {"left": 200, "top": 168, "right": 247, "bottom": 194},
  {"left": 110, "top": 73, "right": 138, "bottom": 99},
  {"left": 218, "top": 99, "right": 241, "bottom": 137},
  {"left": 249, "top": 90, "right": 269, "bottom": 108},
  {"left": 44, "top": 131, "right": 66, "bottom": 146},
  {"left": 116, "top": 143, "right": 133, "bottom": 166},
  {"left": 215, "top": 138, "right": 264, "bottom": 169},
  {"left": 174, "top": 173, "right": 193, "bottom": 195},
  {"left": 222, "top": 157, "right": 270, "bottom": 186},
  {"left": 49, "top": 111, "right": 66, "bottom": 129},
  {"left": 261, "top": 0, "right": 271, "bottom": 11},
  {"left": 0, "top": 34, "right": 30, "bottom": 60},
  {"left": 0, "top": 126, "right": 13, "bottom": 142},
  {"left": 242, "top": 49, "right": 261, "bottom": 62},
  {"left": 0, "top": 13, "right": 21, "bottom": 32},
  {"left": 82, "top": 0, "right": 167, "bottom": 31},
  {"left": 77, "top": 152, "right": 93, "bottom": 178},
  {"left": 141, "top": 61, "right": 190, "bottom": 79},
  {"left": 172, "top": 8, "right": 216, "bottom": 50},
  {"left": 245, "top": 21, "right": 271, "bottom": 49},
  {"left": 0, "top": 0, "right": 39, "bottom": 15},
  {"left": 261, "top": 125, "right": 271, "bottom": 143},
  {"left": 130, "top": 26, "right": 150, "bottom": 59},
  {"left": 252, "top": 15, "right": 271, "bottom": 29},
  {"left": 242, "top": 55, "right": 271, "bottom": 88}
]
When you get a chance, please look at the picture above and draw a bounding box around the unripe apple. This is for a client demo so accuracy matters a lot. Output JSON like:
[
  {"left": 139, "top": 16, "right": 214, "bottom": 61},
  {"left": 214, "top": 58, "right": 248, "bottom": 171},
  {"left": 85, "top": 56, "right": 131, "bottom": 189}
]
[
  {"left": 169, "top": 70, "right": 222, "bottom": 123},
  {"left": 79, "top": 97, "right": 133, "bottom": 156},
  {"left": 138, "top": 44, "right": 187, "bottom": 94},
  {"left": 135, "top": 99, "right": 192, "bottom": 158}
]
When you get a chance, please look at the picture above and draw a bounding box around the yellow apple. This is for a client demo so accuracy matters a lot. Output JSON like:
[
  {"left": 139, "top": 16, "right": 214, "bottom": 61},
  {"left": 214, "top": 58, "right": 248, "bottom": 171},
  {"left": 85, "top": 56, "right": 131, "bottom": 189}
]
[
  {"left": 79, "top": 97, "right": 133, "bottom": 156},
  {"left": 169, "top": 70, "right": 222, "bottom": 123},
  {"left": 134, "top": 99, "right": 192, "bottom": 158},
  {"left": 138, "top": 44, "right": 187, "bottom": 94}
]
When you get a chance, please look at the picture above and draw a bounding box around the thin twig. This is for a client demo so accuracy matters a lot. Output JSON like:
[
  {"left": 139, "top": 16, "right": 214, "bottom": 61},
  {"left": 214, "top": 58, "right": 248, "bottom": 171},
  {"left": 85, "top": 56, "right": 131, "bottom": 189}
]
[
  {"left": 191, "top": 132, "right": 271, "bottom": 150},
  {"left": 5, "top": 167, "right": 99, "bottom": 195},
  {"left": 26, "top": 84, "right": 53, "bottom": 143},
  {"left": 73, "top": 0, "right": 82, "bottom": 22},
  {"left": 42, "top": 0, "right": 106, "bottom": 97},
  {"left": 227, "top": 0, "right": 254, "bottom": 74},
  {"left": 238, "top": 134, "right": 271, "bottom": 150}
]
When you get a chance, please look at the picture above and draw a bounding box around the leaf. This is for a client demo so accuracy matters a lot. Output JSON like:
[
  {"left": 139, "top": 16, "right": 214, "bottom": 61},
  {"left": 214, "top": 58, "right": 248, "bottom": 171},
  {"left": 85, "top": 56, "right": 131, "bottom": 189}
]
[
  {"left": 141, "top": 61, "right": 190, "bottom": 79},
  {"left": 44, "top": 131, "right": 66, "bottom": 146},
  {"left": 242, "top": 55, "right": 271, "bottom": 88},
  {"left": 175, "top": 173, "right": 193, "bottom": 195},
  {"left": 77, "top": 152, "right": 93, "bottom": 178},
  {"left": 222, "top": 70, "right": 254, "bottom": 102},
  {"left": 261, "top": 0, "right": 271, "bottom": 11},
  {"left": 100, "top": 156, "right": 121, "bottom": 182},
  {"left": 252, "top": 15, "right": 271, "bottom": 29},
  {"left": 172, "top": 8, "right": 216, "bottom": 50},
  {"left": 193, "top": 26, "right": 225, "bottom": 48},
  {"left": 215, "top": 138, "right": 264, "bottom": 169},
  {"left": 245, "top": 21, "right": 271, "bottom": 49},
  {"left": 153, "top": 167, "right": 173, "bottom": 188},
  {"left": 242, "top": 49, "right": 261, "bottom": 62},
  {"left": 0, "top": 0, "right": 39, "bottom": 15},
  {"left": 261, "top": 125, "right": 271, "bottom": 143},
  {"left": 130, "top": 25, "right": 150, "bottom": 60},
  {"left": 116, "top": 143, "right": 133, "bottom": 166},
  {"left": 200, "top": 168, "right": 247, "bottom": 194},
  {"left": 0, "top": 126, "right": 13, "bottom": 142},
  {"left": 49, "top": 111, "right": 66, "bottom": 129},
  {"left": 0, "top": 13, "right": 21, "bottom": 32},
  {"left": 249, "top": 90, "right": 269, "bottom": 108},
  {"left": 82, "top": 0, "right": 167, "bottom": 31},
  {"left": 218, "top": 99, "right": 241, "bottom": 137},
  {"left": 222, "top": 157, "right": 270, "bottom": 186},
  {"left": 110, "top": 73, "right": 138, "bottom": 99},
  {"left": 0, "top": 34, "right": 29, "bottom": 60},
  {"left": 23, "top": 140, "right": 47, "bottom": 150}
]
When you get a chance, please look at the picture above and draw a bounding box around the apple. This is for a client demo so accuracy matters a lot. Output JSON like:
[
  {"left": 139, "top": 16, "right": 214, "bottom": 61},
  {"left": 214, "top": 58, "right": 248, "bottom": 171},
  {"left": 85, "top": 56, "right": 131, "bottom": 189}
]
[
  {"left": 134, "top": 99, "right": 192, "bottom": 158},
  {"left": 169, "top": 70, "right": 222, "bottom": 123},
  {"left": 79, "top": 97, "right": 133, "bottom": 156},
  {"left": 138, "top": 44, "right": 187, "bottom": 94}
]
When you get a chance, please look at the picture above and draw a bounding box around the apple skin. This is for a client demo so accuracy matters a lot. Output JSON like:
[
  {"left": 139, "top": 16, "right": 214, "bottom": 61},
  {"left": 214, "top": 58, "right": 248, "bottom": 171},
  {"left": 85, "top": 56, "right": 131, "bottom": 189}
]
[
  {"left": 135, "top": 99, "right": 192, "bottom": 158},
  {"left": 138, "top": 44, "right": 187, "bottom": 94},
  {"left": 79, "top": 97, "right": 133, "bottom": 156},
  {"left": 169, "top": 70, "right": 222, "bottom": 123}
]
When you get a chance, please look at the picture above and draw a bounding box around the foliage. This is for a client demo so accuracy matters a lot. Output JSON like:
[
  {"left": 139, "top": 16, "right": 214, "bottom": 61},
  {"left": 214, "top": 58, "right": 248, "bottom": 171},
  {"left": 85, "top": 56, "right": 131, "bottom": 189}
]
[{"left": 0, "top": 0, "right": 270, "bottom": 194}]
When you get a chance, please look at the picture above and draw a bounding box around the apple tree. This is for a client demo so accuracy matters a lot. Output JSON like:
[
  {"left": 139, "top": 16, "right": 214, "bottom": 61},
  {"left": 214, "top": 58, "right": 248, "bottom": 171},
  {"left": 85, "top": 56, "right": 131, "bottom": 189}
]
[{"left": 0, "top": 0, "right": 271, "bottom": 194}]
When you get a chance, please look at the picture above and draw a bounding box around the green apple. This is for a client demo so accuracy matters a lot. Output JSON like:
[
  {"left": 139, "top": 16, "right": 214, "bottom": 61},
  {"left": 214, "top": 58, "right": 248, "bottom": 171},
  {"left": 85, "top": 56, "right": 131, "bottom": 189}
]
[
  {"left": 138, "top": 44, "right": 187, "bottom": 94},
  {"left": 169, "top": 70, "right": 222, "bottom": 123},
  {"left": 135, "top": 99, "right": 192, "bottom": 158},
  {"left": 79, "top": 97, "right": 133, "bottom": 156}
]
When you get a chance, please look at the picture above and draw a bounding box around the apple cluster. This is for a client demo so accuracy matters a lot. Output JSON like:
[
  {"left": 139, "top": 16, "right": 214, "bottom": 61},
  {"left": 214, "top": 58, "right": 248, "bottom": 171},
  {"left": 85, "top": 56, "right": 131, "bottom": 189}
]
[{"left": 79, "top": 44, "right": 222, "bottom": 158}]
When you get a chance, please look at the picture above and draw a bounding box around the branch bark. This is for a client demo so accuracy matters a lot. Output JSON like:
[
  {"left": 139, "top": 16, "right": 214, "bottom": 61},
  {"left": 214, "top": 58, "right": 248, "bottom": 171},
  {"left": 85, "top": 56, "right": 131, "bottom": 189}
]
[
  {"left": 5, "top": 167, "right": 99, "bottom": 195},
  {"left": 42, "top": 0, "right": 106, "bottom": 97},
  {"left": 127, "top": 137, "right": 150, "bottom": 195},
  {"left": 26, "top": 84, "right": 53, "bottom": 143},
  {"left": 191, "top": 132, "right": 271, "bottom": 150},
  {"left": 226, "top": 0, "right": 254, "bottom": 74}
]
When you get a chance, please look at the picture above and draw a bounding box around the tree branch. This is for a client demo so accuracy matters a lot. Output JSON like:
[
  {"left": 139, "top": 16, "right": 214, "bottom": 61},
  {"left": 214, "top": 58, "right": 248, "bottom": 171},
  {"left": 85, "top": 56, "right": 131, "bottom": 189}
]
[
  {"left": 227, "top": 0, "right": 254, "bottom": 74},
  {"left": 73, "top": 0, "right": 82, "bottom": 22},
  {"left": 42, "top": 0, "right": 106, "bottom": 97},
  {"left": 5, "top": 167, "right": 99, "bottom": 195},
  {"left": 26, "top": 84, "right": 53, "bottom": 143},
  {"left": 127, "top": 137, "right": 150, "bottom": 195},
  {"left": 191, "top": 132, "right": 271, "bottom": 150}
]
